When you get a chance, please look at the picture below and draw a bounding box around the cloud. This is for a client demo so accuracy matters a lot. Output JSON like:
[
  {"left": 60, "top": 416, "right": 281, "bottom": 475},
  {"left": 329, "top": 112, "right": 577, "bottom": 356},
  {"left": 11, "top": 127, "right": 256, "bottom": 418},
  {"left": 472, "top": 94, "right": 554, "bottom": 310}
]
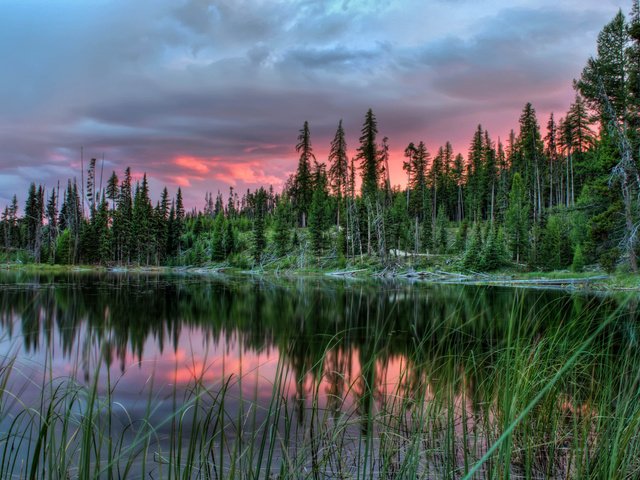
[{"left": 0, "top": 0, "right": 626, "bottom": 207}]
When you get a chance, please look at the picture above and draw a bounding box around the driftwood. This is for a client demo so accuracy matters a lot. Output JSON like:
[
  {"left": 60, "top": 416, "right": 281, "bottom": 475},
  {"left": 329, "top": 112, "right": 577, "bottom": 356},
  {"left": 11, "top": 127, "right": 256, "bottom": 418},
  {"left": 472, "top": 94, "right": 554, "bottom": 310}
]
[
  {"left": 391, "top": 270, "right": 608, "bottom": 287},
  {"left": 325, "top": 269, "right": 369, "bottom": 277},
  {"left": 489, "top": 276, "right": 608, "bottom": 285}
]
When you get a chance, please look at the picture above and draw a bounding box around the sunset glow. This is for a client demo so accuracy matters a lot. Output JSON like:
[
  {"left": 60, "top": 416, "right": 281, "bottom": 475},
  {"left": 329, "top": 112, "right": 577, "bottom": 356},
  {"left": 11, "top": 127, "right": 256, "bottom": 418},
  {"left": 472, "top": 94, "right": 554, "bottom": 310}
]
[{"left": 0, "top": 0, "right": 625, "bottom": 208}]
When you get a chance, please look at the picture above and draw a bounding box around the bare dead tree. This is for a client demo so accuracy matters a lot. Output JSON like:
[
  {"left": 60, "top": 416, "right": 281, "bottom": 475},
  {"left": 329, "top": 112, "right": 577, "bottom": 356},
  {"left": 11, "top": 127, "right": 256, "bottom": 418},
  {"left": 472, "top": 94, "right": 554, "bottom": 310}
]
[{"left": 599, "top": 79, "right": 640, "bottom": 272}]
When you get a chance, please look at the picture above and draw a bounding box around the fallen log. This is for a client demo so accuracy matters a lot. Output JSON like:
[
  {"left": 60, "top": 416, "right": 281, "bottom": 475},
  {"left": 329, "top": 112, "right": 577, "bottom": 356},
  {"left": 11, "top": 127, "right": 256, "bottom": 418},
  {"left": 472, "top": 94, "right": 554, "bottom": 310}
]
[{"left": 325, "top": 269, "right": 369, "bottom": 277}]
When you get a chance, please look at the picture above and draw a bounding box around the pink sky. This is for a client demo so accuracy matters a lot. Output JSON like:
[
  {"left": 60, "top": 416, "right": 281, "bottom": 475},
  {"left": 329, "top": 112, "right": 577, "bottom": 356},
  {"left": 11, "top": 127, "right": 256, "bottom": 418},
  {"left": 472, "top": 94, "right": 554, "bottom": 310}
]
[{"left": 0, "top": 0, "right": 627, "bottom": 208}]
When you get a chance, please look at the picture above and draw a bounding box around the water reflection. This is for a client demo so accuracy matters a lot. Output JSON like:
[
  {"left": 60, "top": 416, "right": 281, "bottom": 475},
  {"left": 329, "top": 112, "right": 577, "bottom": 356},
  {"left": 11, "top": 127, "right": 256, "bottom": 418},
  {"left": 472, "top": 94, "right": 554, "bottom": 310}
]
[{"left": 0, "top": 272, "right": 636, "bottom": 477}]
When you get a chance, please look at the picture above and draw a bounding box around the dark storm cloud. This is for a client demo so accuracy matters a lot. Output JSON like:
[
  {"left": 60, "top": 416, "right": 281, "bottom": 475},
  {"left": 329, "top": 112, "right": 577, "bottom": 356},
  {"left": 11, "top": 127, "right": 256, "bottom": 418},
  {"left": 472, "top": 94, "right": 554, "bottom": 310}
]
[{"left": 0, "top": 0, "right": 626, "bottom": 206}]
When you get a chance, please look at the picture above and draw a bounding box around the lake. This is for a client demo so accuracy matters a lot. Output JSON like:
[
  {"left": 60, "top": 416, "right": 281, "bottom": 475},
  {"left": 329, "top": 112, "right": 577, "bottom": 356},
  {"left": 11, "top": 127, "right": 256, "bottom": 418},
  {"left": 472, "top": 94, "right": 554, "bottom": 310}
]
[{"left": 0, "top": 271, "right": 638, "bottom": 479}]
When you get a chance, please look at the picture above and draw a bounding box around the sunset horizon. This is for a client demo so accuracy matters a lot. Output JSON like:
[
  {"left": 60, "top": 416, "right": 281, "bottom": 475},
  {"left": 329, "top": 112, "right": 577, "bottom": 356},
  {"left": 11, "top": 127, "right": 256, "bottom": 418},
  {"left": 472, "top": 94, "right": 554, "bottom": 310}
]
[{"left": 0, "top": 0, "right": 626, "bottom": 208}]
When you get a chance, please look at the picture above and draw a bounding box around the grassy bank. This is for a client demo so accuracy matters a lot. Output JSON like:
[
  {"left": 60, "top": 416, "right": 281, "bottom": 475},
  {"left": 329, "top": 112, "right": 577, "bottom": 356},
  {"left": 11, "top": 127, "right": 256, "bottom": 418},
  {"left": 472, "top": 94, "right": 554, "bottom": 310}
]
[{"left": 1, "top": 256, "right": 635, "bottom": 293}]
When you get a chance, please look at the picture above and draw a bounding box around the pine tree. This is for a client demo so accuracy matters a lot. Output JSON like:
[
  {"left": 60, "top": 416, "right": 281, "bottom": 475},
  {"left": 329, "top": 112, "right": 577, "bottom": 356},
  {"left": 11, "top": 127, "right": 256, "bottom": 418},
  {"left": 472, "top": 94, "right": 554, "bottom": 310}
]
[
  {"left": 422, "top": 193, "right": 433, "bottom": 253},
  {"left": 576, "top": 10, "right": 628, "bottom": 124},
  {"left": 156, "top": 187, "right": 170, "bottom": 262},
  {"left": 528, "top": 221, "right": 543, "bottom": 270},
  {"left": 45, "top": 188, "right": 58, "bottom": 262},
  {"left": 309, "top": 188, "right": 326, "bottom": 256},
  {"left": 572, "top": 243, "right": 586, "bottom": 272},
  {"left": 628, "top": 0, "right": 640, "bottom": 154},
  {"left": 435, "top": 207, "right": 448, "bottom": 253},
  {"left": 404, "top": 141, "right": 430, "bottom": 252},
  {"left": 479, "top": 226, "right": 508, "bottom": 271},
  {"left": 214, "top": 192, "right": 224, "bottom": 217},
  {"left": 59, "top": 180, "right": 82, "bottom": 263},
  {"left": 132, "top": 174, "right": 154, "bottom": 264},
  {"left": 385, "top": 192, "right": 410, "bottom": 254},
  {"left": 576, "top": 10, "right": 639, "bottom": 272},
  {"left": 430, "top": 146, "right": 444, "bottom": 221},
  {"left": 273, "top": 196, "right": 292, "bottom": 257},
  {"left": 328, "top": 119, "right": 349, "bottom": 210},
  {"left": 515, "top": 103, "right": 545, "bottom": 220},
  {"left": 167, "top": 202, "right": 177, "bottom": 259},
  {"left": 223, "top": 220, "right": 236, "bottom": 257},
  {"left": 466, "top": 125, "right": 485, "bottom": 221},
  {"left": 293, "top": 121, "right": 314, "bottom": 227},
  {"left": 358, "top": 109, "right": 380, "bottom": 201},
  {"left": 252, "top": 187, "right": 268, "bottom": 263},
  {"left": 483, "top": 130, "right": 497, "bottom": 222},
  {"left": 463, "top": 223, "right": 483, "bottom": 270},
  {"left": 453, "top": 220, "right": 468, "bottom": 253},
  {"left": 5, "top": 195, "right": 19, "bottom": 249},
  {"left": 106, "top": 171, "right": 119, "bottom": 211},
  {"left": 95, "top": 196, "right": 111, "bottom": 264},
  {"left": 452, "top": 153, "right": 466, "bottom": 221},
  {"left": 496, "top": 141, "right": 509, "bottom": 222},
  {"left": 506, "top": 173, "right": 529, "bottom": 264},
  {"left": 25, "top": 183, "right": 44, "bottom": 262},
  {"left": 545, "top": 113, "right": 559, "bottom": 208},
  {"left": 227, "top": 186, "right": 236, "bottom": 217},
  {"left": 114, "top": 168, "right": 133, "bottom": 263},
  {"left": 174, "top": 188, "right": 185, "bottom": 257},
  {"left": 211, "top": 212, "right": 226, "bottom": 261},
  {"left": 309, "top": 163, "right": 330, "bottom": 256},
  {"left": 541, "top": 214, "right": 573, "bottom": 270}
]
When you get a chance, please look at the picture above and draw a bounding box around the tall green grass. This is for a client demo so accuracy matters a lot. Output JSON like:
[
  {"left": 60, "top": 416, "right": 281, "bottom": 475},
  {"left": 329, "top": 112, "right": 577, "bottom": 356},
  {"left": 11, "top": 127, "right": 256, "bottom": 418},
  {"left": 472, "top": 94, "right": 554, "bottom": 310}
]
[{"left": 0, "top": 291, "right": 639, "bottom": 479}]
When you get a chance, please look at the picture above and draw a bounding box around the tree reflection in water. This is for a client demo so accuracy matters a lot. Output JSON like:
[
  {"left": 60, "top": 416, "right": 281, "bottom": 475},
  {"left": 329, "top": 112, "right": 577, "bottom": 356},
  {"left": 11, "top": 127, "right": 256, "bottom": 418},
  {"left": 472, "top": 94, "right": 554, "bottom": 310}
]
[{"left": 0, "top": 271, "right": 637, "bottom": 477}]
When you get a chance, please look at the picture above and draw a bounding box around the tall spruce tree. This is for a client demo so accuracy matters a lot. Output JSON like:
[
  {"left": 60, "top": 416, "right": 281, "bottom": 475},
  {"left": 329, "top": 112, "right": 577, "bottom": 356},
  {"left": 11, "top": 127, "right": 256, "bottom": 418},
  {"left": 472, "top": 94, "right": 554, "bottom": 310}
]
[
  {"left": 358, "top": 109, "right": 380, "bottom": 201},
  {"left": 293, "top": 121, "right": 314, "bottom": 227},
  {"left": 274, "top": 196, "right": 292, "bottom": 257},
  {"left": 506, "top": 173, "right": 529, "bottom": 264},
  {"left": 25, "top": 183, "right": 44, "bottom": 261},
  {"left": 328, "top": 119, "right": 349, "bottom": 206},
  {"left": 252, "top": 187, "right": 268, "bottom": 262},
  {"left": 515, "top": 103, "right": 545, "bottom": 220}
]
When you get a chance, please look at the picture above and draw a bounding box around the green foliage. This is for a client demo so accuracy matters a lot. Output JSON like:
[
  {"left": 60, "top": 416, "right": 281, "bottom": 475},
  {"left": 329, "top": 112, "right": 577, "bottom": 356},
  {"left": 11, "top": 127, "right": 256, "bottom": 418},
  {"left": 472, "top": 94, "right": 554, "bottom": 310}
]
[
  {"left": 541, "top": 214, "right": 573, "bottom": 271},
  {"left": 462, "top": 223, "right": 483, "bottom": 270},
  {"left": 528, "top": 221, "right": 543, "bottom": 270},
  {"left": 252, "top": 188, "right": 268, "bottom": 263},
  {"left": 223, "top": 221, "right": 236, "bottom": 258},
  {"left": 435, "top": 207, "right": 448, "bottom": 254},
  {"left": 572, "top": 243, "right": 586, "bottom": 272},
  {"left": 385, "top": 192, "right": 410, "bottom": 252},
  {"left": 55, "top": 229, "right": 71, "bottom": 265},
  {"left": 479, "top": 227, "right": 509, "bottom": 271},
  {"left": 358, "top": 109, "right": 380, "bottom": 201},
  {"left": 308, "top": 166, "right": 331, "bottom": 256},
  {"left": 292, "top": 121, "right": 314, "bottom": 227},
  {"left": 328, "top": 119, "right": 349, "bottom": 201},
  {"left": 453, "top": 220, "right": 468, "bottom": 253},
  {"left": 600, "top": 247, "right": 620, "bottom": 273},
  {"left": 211, "top": 213, "right": 226, "bottom": 261},
  {"left": 273, "top": 199, "right": 292, "bottom": 257},
  {"left": 505, "top": 173, "right": 529, "bottom": 264}
]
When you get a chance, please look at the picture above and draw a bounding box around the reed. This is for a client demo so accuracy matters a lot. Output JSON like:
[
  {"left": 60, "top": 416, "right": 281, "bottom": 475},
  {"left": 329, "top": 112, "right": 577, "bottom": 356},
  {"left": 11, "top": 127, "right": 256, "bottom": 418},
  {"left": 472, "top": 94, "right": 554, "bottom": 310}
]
[{"left": 0, "top": 288, "right": 638, "bottom": 479}]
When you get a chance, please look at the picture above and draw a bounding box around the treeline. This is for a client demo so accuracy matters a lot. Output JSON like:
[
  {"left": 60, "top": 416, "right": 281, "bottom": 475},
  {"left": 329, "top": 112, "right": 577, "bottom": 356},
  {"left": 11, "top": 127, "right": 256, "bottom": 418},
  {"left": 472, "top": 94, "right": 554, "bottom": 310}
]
[{"left": 2, "top": 5, "right": 640, "bottom": 273}]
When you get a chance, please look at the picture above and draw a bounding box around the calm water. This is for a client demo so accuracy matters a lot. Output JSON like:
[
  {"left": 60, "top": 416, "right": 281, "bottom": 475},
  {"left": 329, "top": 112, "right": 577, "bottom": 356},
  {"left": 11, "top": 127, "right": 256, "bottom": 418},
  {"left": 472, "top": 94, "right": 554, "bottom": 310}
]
[{"left": 0, "top": 271, "right": 636, "bottom": 478}]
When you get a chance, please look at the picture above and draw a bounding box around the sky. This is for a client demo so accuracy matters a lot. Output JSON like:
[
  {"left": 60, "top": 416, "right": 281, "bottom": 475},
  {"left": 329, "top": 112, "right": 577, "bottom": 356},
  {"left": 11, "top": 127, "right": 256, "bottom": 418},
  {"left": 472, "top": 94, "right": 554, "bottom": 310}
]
[{"left": 0, "top": 0, "right": 630, "bottom": 208}]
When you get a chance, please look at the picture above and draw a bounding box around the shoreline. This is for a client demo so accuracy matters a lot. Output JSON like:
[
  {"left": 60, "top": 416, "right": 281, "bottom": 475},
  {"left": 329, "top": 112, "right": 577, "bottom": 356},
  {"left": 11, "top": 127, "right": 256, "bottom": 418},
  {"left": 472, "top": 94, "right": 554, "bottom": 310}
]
[{"left": 1, "top": 261, "right": 637, "bottom": 293}]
